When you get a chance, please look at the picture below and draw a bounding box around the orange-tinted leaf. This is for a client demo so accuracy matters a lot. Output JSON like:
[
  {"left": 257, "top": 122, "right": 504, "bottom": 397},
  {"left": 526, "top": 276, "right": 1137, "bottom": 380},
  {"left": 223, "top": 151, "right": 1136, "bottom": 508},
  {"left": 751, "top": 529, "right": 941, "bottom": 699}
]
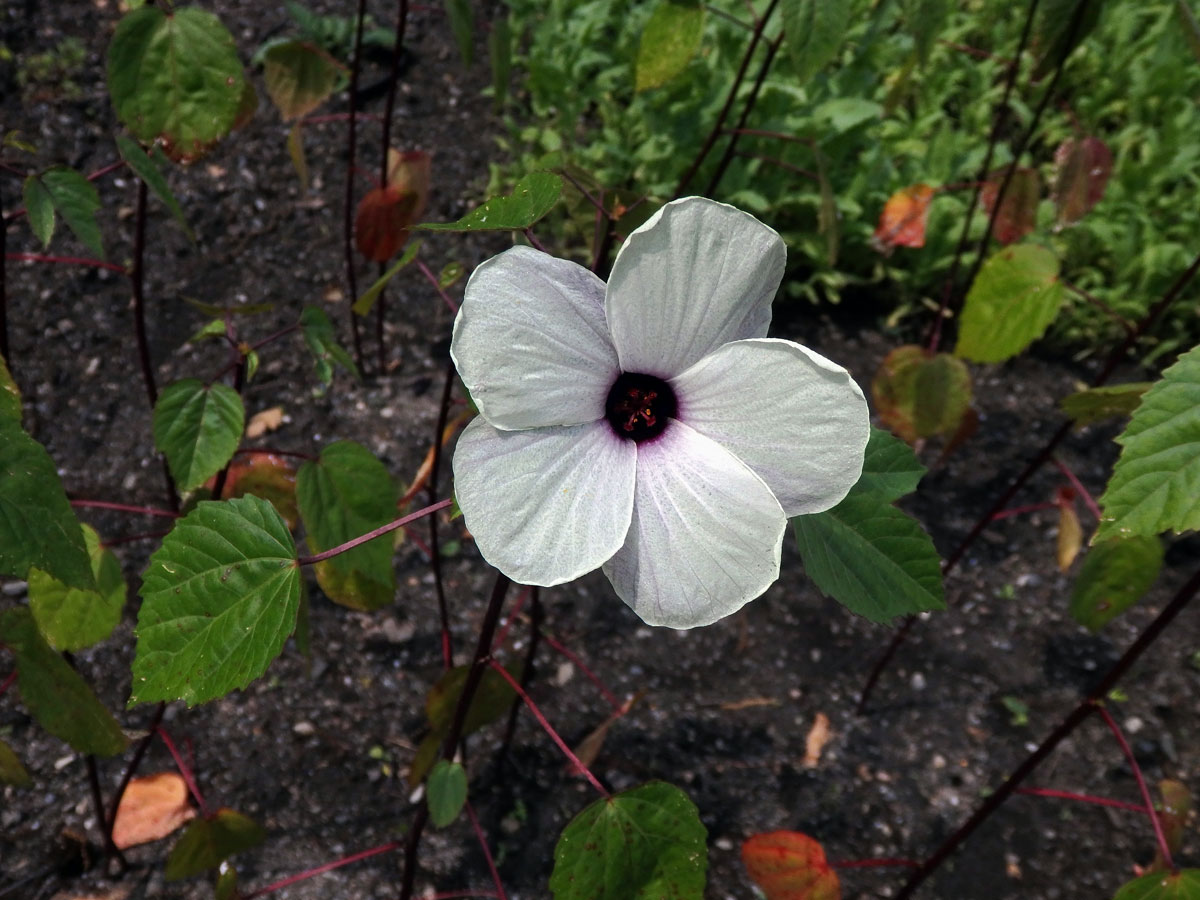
[
  {"left": 569, "top": 691, "right": 643, "bottom": 774},
  {"left": 871, "top": 184, "right": 935, "bottom": 253},
  {"left": 981, "top": 167, "right": 1040, "bottom": 245},
  {"left": 355, "top": 186, "right": 421, "bottom": 262},
  {"left": 743, "top": 831, "right": 841, "bottom": 900},
  {"left": 1053, "top": 137, "right": 1113, "bottom": 226},
  {"left": 111, "top": 772, "right": 196, "bottom": 849},
  {"left": 219, "top": 455, "right": 299, "bottom": 529},
  {"left": 399, "top": 408, "right": 473, "bottom": 506},
  {"left": 1056, "top": 502, "right": 1083, "bottom": 572},
  {"left": 872, "top": 345, "right": 973, "bottom": 443}
]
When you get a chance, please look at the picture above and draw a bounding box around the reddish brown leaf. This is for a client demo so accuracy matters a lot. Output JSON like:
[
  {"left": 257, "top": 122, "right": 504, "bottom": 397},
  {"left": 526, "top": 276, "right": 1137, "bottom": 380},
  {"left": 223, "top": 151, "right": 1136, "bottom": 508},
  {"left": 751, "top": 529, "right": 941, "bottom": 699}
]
[
  {"left": 217, "top": 454, "right": 299, "bottom": 529},
  {"left": 355, "top": 187, "right": 420, "bottom": 262},
  {"left": 872, "top": 345, "right": 973, "bottom": 443},
  {"left": 386, "top": 148, "right": 432, "bottom": 206},
  {"left": 743, "top": 831, "right": 841, "bottom": 900},
  {"left": 568, "top": 691, "right": 643, "bottom": 774},
  {"left": 981, "top": 167, "right": 1040, "bottom": 245},
  {"left": 111, "top": 772, "right": 196, "bottom": 849},
  {"left": 1053, "top": 137, "right": 1113, "bottom": 226},
  {"left": 871, "top": 184, "right": 935, "bottom": 253}
]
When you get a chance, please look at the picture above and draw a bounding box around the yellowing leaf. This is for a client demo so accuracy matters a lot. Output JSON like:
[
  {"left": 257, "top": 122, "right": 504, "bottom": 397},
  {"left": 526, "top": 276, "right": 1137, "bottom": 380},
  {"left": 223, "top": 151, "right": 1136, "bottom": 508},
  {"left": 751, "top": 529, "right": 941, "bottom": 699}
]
[
  {"left": 742, "top": 831, "right": 840, "bottom": 900},
  {"left": 245, "top": 406, "right": 284, "bottom": 439},
  {"left": 112, "top": 772, "right": 196, "bottom": 849},
  {"left": 871, "top": 184, "right": 935, "bottom": 253}
]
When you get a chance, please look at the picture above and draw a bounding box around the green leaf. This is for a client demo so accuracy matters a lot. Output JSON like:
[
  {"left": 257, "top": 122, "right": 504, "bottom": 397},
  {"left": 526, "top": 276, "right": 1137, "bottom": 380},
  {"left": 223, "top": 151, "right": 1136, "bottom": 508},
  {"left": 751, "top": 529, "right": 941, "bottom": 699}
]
[
  {"left": 873, "top": 345, "right": 972, "bottom": 441},
  {"left": 1070, "top": 537, "right": 1163, "bottom": 631},
  {"left": 297, "top": 442, "right": 397, "bottom": 611},
  {"left": 1113, "top": 869, "right": 1200, "bottom": 900},
  {"left": 29, "top": 524, "right": 126, "bottom": 651},
  {"left": 550, "top": 781, "right": 707, "bottom": 900},
  {"left": 187, "top": 319, "right": 228, "bottom": 344},
  {"left": 427, "top": 760, "right": 468, "bottom": 827},
  {"left": 0, "top": 608, "right": 127, "bottom": 756},
  {"left": 153, "top": 379, "right": 245, "bottom": 492},
  {"left": 635, "top": 0, "right": 705, "bottom": 92},
  {"left": 1096, "top": 345, "right": 1200, "bottom": 541},
  {"left": 794, "top": 494, "right": 945, "bottom": 624},
  {"left": 215, "top": 866, "right": 239, "bottom": 900},
  {"left": 418, "top": 172, "right": 562, "bottom": 232},
  {"left": 902, "top": 0, "right": 949, "bottom": 65},
  {"left": 0, "top": 738, "right": 32, "bottom": 787},
  {"left": 1178, "top": 0, "right": 1200, "bottom": 64},
  {"left": 116, "top": 135, "right": 194, "bottom": 240},
  {"left": 780, "top": 0, "right": 851, "bottom": 86},
  {"left": 488, "top": 13, "right": 511, "bottom": 109},
  {"left": 165, "top": 809, "right": 266, "bottom": 880},
  {"left": 0, "top": 353, "right": 21, "bottom": 423},
  {"left": 444, "top": 0, "right": 474, "bottom": 65},
  {"left": 40, "top": 168, "right": 104, "bottom": 258},
  {"left": 955, "top": 245, "right": 1064, "bottom": 363},
  {"left": 300, "top": 306, "right": 360, "bottom": 386},
  {"left": 1032, "top": 0, "right": 1101, "bottom": 80},
  {"left": 1060, "top": 382, "right": 1152, "bottom": 427},
  {"left": 107, "top": 6, "right": 244, "bottom": 161},
  {"left": 855, "top": 427, "right": 926, "bottom": 502},
  {"left": 132, "top": 496, "right": 300, "bottom": 707},
  {"left": 409, "top": 662, "right": 520, "bottom": 786},
  {"left": 0, "top": 418, "right": 94, "bottom": 591},
  {"left": 262, "top": 40, "right": 342, "bottom": 121},
  {"left": 22, "top": 176, "right": 54, "bottom": 247},
  {"left": 353, "top": 240, "right": 423, "bottom": 316}
]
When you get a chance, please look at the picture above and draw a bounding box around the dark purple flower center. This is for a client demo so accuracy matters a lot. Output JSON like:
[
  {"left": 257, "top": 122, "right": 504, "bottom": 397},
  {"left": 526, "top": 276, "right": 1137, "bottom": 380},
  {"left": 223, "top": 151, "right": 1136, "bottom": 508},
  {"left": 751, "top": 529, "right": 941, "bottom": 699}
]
[{"left": 605, "top": 372, "right": 676, "bottom": 442}]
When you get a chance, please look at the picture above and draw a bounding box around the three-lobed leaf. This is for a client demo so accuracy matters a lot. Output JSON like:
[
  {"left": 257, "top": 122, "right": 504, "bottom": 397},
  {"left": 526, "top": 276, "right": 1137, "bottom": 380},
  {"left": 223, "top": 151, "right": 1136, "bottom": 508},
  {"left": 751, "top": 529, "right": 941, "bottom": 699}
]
[
  {"left": 108, "top": 6, "right": 245, "bottom": 161},
  {"left": 165, "top": 809, "right": 266, "bottom": 880},
  {"left": 418, "top": 171, "right": 562, "bottom": 232},
  {"left": 1096, "top": 344, "right": 1200, "bottom": 541},
  {"left": 0, "top": 607, "right": 127, "bottom": 756},
  {"left": 132, "top": 496, "right": 300, "bottom": 707},
  {"left": 550, "top": 781, "right": 707, "bottom": 900},
  {"left": 29, "top": 524, "right": 126, "bottom": 651},
  {"left": 0, "top": 418, "right": 94, "bottom": 591},
  {"left": 955, "top": 244, "right": 1064, "bottom": 363},
  {"left": 153, "top": 379, "right": 245, "bottom": 492},
  {"left": 297, "top": 441, "right": 397, "bottom": 611},
  {"left": 635, "top": 0, "right": 705, "bottom": 92}
]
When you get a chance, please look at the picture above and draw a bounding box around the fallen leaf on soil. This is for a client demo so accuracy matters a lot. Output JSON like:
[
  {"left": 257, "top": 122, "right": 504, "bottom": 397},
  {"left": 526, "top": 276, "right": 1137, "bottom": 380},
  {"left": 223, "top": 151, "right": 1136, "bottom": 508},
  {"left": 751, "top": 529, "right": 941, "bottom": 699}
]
[
  {"left": 569, "top": 691, "right": 644, "bottom": 774},
  {"left": 245, "top": 406, "right": 284, "bottom": 439},
  {"left": 803, "top": 713, "right": 832, "bottom": 768},
  {"left": 111, "top": 772, "right": 195, "bottom": 849},
  {"left": 50, "top": 887, "right": 131, "bottom": 900},
  {"left": 719, "top": 696, "right": 780, "bottom": 711},
  {"left": 742, "top": 831, "right": 841, "bottom": 900}
]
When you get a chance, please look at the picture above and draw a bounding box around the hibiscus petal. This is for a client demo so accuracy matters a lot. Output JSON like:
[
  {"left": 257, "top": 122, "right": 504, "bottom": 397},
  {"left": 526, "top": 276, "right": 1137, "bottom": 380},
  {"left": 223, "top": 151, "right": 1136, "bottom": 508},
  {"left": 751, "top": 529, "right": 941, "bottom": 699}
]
[
  {"left": 453, "top": 416, "right": 636, "bottom": 586},
  {"left": 605, "top": 197, "right": 785, "bottom": 378},
  {"left": 603, "top": 422, "right": 785, "bottom": 628},
  {"left": 672, "top": 338, "right": 870, "bottom": 516},
  {"left": 452, "top": 246, "right": 619, "bottom": 429}
]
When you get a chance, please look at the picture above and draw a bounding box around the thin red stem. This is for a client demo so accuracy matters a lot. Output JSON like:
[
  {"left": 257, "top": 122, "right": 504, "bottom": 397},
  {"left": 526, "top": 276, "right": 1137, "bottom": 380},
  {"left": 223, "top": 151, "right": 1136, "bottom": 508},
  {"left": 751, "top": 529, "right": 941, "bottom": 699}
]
[
  {"left": 1051, "top": 456, "right": 1101, "bottom": 520},
  {"left": 989, "top": 500, "right": 1057, "bottom": 521},
  {"left": 1096, "top": 705, "right": 1176, "bottom": 872},
  {"left": 1015, "top": 785, "right": 1148, "bottom": 815},
  {"left": 540, "top": 632, "right": 623, "bottom": 713},
  {"left": 465, "top": 800, "right": 507, "bottom": 900},
  {"left": 416, "top": 258, "right": 459, "bottom": 313},
  {"left": 243, "top": 841, "right": 403, "bottom": 898},
  {"left": 298, "top": 499, "right": 452, "bottom": 566},
  {"left": 155, "top": 727, "right": 208, "bottom": 817},
  {"left": 493, "top": 586, "right": 530, "bottom": 650},
  {"left": 523, "top": 227, "right": 548, "bottom": 253},
  {"left": 5, "top": 252, "right": 125, "bottom": 273},
  {"left": 70, "top": 499, "right": 179, "bottom": 519},
  {"left": 487, "top": 660, "right": 610, "bottom": 798}
]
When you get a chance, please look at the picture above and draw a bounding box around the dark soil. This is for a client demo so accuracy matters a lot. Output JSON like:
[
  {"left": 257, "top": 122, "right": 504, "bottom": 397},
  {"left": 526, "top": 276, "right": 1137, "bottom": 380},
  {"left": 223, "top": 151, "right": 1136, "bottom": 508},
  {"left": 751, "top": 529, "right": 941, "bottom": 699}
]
[{"left": 2, "top": 3, "right": 1198, "bottom": 899}]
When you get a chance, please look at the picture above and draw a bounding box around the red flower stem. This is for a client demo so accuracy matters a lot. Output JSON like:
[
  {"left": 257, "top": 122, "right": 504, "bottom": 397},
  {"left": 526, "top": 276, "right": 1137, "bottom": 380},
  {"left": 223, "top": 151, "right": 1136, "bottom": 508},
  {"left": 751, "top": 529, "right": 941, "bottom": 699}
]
[
  {"left": 342, "top": 0, "right": 368, "bottom": 373},
  {"left": 243, "top": 840, "right": 403, "bottom": 898},
  {"left": 894, "top": 562, "right": 1200, "bottom": 898},
  {"left": 399, "top": 572, "right": 512, "bottom": 900},
  {"left": 70, "top": 499, "right": 180, "bottom": 518},
  {"left": 416, "top": 257, "right": 459, "bottom": 313},
  {"left": 704, "top": 30, "right": 784, "bottom": 197},
  {"left": 488, "top": 659, "right": 610, "bottom": 798},
  {"left": 465, "top": 800, "right": 508, "bottom": 900},
  {"left": 674, "top": 0, "right": 778, "bottom": 197},
  {"left": 1050, "top": 456, "right": 1101, "bottom": 519},
  {"left": 297, "top": 499, "right": 452, "bottom": 566},
  {"left": 925, "top": 0, "right": 1040, "bottom": 354},
  {"left": 1096, "top": 705, "right": 1176, "bottom": 872},
  {"left": 428, "top": 359, "right": 457, "bottom": 669},
  {"left": 1015, "top": 785, "right": 1147, "bottom": 814},
  {"left": 540, "top": 631, "right": 623, "bottom": 713},
  {"left": 5, "top": 252, "right": 126, "bottom": 273},
  {"left": 831, "top": 858, "right": 920, "bottom": 869},
  {"left": 989, "top": 500, "right": 1057, "bottom": 521},
  {"left": 155, "top": 726, "right": 208, "bottom": 817}
]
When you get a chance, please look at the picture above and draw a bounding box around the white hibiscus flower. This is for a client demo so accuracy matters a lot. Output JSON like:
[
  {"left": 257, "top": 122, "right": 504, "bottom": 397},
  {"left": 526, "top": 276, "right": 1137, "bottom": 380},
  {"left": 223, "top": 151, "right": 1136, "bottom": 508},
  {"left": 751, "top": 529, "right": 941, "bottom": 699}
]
[{"left": 451, "top": 196, "right": 870, "bottom": 629}]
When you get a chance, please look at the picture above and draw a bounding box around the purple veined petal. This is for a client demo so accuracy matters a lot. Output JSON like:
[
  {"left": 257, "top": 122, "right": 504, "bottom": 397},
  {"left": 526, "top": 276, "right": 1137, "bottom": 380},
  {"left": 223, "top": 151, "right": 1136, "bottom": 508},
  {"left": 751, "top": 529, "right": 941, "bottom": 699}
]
[
  {"left": 602, "top": 421, "right": 786, "bottom": 629},
  {"left": 671, "top": 338, "right": 870, "bottom": 516},
  {"left": 605, "top": 197, "right": 786, "bottom": 378},
  {"left": 452, "top": 246, "right": 620, "bottom": 430},
  {"left": 452, "top": 416, "right": 637, "bottom": 586}
]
